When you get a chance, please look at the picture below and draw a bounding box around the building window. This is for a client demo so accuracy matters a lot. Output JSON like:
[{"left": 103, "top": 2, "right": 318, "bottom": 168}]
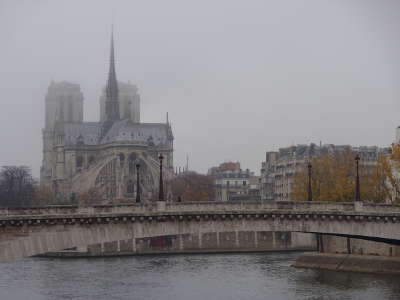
[
  {"left": 76, "top": 156, "right": 83, "bottom": 168},
  {"left": 243, "top": 181, "right": 246, "bottom": 186}
]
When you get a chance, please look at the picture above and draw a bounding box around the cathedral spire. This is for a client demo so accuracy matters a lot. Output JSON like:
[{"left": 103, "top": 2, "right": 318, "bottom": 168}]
[{"left": 105, "top": 26, "right": 120, "bottom": 122}]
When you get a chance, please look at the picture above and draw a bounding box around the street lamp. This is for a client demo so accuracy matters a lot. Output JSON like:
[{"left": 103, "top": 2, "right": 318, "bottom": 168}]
[
  {"left": 307, "top": 162, "right": 312, "bottom": 201},
  {"left": 355, "top": 154, "right": 361, "bottom": 202},
  {"left": 135, "top": 163, "right": 140, "bottom": 203},
  {"left": 158, "top": 154, "right": 164, "bottom": 201}
]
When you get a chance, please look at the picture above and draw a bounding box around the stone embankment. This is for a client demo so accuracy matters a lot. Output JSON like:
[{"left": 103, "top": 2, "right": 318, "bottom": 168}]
[{"left": 293, "top": 252, "right": 400, "bottom": 275}]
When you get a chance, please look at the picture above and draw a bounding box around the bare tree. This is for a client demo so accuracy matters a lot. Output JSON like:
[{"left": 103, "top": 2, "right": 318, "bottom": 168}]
[
  {"left": 0, "top": 166, "right": 36, "bottom": 207},
  {"left": 170, "top": 172, "right": 215, "bottom": 202}
]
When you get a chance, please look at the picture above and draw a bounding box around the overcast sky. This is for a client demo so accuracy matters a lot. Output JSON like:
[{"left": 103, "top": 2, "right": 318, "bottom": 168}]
[{"left": 1, "top": 0, "right": 400, "bottom": 177}]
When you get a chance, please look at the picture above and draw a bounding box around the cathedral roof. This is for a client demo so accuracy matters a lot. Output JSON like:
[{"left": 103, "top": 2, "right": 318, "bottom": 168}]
[
  {"left": 62, "top": 120, "right": 172, "bottom": 147},
  {"left": 63, "top": 122, "right": 102, "bottom": 146},
  {"left": 100, "top": 119, "right": 171, "bottom": 146}
]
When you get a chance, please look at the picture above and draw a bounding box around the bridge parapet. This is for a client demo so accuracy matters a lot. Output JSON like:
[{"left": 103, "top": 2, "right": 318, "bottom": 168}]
[
  {"left": 0, "top": 204, "right": 150, "bottom": 217},
  {"left": 164, "top": 201, "right": 400, "bottom": 213},
  {"left": 1, "top": 201, "right": 400, "bottom": 217}
]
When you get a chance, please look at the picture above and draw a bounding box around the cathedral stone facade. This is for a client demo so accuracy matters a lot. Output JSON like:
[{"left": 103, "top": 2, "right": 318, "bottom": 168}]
[{"left": 40, "top": 33, "right": 174, "bottom": 204}]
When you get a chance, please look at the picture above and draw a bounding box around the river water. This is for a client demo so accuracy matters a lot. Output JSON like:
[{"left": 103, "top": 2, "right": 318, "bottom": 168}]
[{"left": 0, "top": 252, "right": 399, "bottom": 300}]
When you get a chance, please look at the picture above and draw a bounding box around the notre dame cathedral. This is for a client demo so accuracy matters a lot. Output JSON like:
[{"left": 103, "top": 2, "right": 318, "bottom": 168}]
[{"left": 40, "top": 32, "right": 174, "bottom": 204}]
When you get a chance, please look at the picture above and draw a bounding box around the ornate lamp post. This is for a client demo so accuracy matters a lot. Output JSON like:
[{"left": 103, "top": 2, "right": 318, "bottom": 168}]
[
  {"left": 307, "top": 162, "right": 312, "bottom": 201},
  {"left": 135, "top": 163, "right": 140, "bottom": 203},
  {"left": 355, "top": 154, "right": 361, "bottom": 202},
  {"left": 158, "top": 154, "right": 164, "bottom": 201}
]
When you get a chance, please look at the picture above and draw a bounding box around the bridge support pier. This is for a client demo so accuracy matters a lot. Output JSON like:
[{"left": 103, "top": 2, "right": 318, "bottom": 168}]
[
  {"left": 272, "top": 232, "right": 276, "bottom": 248},
  {"left": 198, "top": 232, "right": 202, "bottom": 249},
  {"left": 347, "top": 237, "right": 351, "bottom": 254},
  {"left": 316, "top": 234, "right": 324, "bottom": 253},
  {"left": 179, "top": 235, "right": 183, "bottom": 251},
  {"left": 235, "top": 231, "right": 239, "bottom": 248}
]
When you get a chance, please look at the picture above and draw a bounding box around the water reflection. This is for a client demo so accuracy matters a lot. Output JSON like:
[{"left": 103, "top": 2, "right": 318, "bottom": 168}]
[{"left": 0, "top": 253, "right": 399, "bottom": 300}]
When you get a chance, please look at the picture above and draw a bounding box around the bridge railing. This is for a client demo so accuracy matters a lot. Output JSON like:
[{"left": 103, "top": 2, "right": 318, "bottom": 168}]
[
  {"left": 0, "top": 201, "right": 400, "bottom": 216},
  {"left": 164, "top": 201, "right": 357, "bottom": 212}
]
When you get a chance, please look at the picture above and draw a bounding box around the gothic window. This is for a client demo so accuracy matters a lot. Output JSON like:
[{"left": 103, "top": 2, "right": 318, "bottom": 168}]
[
  {"left": 118, "top": 153, "right": 125, "bottom": 167},
  {"left": 88, "top": 156, "right": 95, "bottom": 165},
  {"left": 127, "top": 180, "right": 134, "bottom": 194},
  {"left": 95, "top": 159, "right": 117, "bottom": 200},
  {"left": 128, "top": 153, "right": 136, "bottom": 174},
  {"left": 68, "top": 100, "right": 73, "bottom": 122},
  {"left": 59, "top": 99, "right": 65, "bottom": 121},
  {"left": 76, "top": 156, "right": 83, "bottom": 168}
]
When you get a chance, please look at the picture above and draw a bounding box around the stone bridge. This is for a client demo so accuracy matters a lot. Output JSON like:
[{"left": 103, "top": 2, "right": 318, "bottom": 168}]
[{"left": 1, "top": 201, "right": 400, "bottom": 262}]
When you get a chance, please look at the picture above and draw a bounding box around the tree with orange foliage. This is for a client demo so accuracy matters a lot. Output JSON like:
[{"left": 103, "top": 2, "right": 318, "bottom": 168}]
[{"left": 292, "top": 149, "right": 391, "bottom": 203}]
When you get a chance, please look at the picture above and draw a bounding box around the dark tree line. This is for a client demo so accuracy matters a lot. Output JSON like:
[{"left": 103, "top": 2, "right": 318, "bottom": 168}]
[
  {"left": 170, "top": 172, "right": 215, "bottom": 202},
  {"left": 0, "top": 166, "right": 37, "bottom": 207}
]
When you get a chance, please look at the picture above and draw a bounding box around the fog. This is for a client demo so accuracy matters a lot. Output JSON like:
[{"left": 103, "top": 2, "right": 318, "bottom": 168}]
[{"left": 1, "top": 0, "right": 400, "bottom": 177}]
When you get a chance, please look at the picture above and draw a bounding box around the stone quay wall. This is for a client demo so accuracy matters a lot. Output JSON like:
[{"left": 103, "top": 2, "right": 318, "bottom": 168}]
[
  {"left": 293, "top": 252, "right": 400, "bottom": 275},
  {"left": 319, "top": 235, "right": 400, "bottom": 257}
]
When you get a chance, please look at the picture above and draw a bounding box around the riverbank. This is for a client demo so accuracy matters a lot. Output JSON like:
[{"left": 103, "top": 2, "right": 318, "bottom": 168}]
[{"left": 293, "top": 252, "right": 400, "bottom": 275}]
